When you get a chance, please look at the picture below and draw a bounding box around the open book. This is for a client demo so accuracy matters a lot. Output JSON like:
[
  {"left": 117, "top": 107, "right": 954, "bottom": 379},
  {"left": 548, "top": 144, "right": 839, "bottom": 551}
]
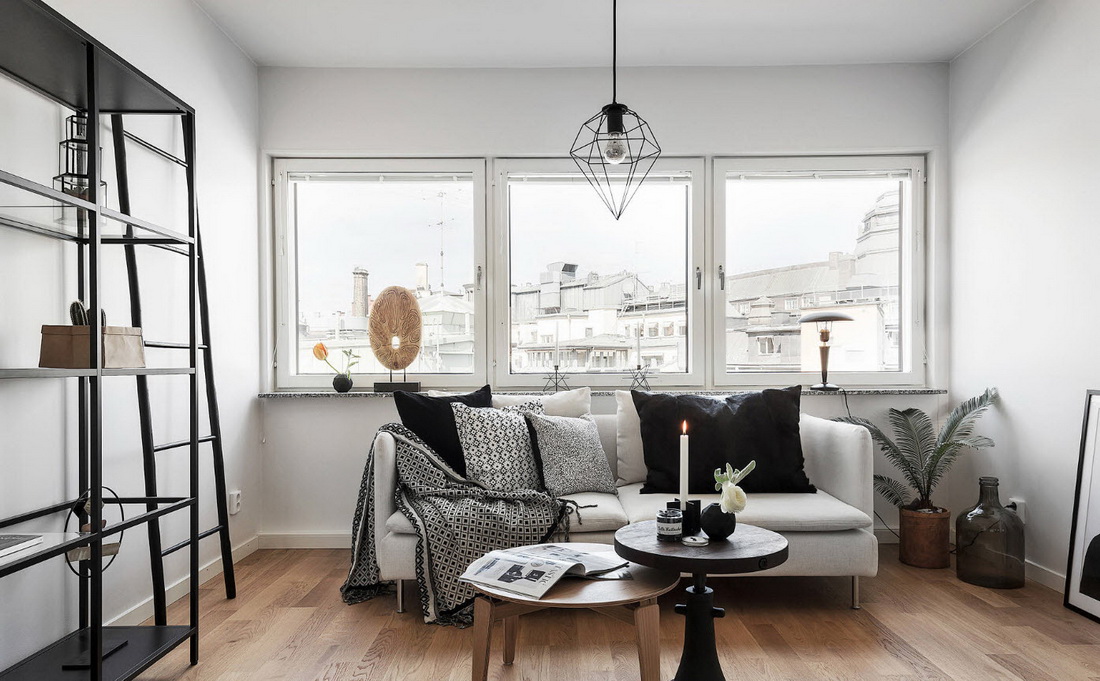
[{"left": 460, "top": 544, "right": 629, "bottom": 599}]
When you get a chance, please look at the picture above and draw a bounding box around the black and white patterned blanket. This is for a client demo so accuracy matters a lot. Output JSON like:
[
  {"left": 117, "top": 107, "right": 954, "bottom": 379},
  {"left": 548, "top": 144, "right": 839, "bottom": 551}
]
[{"left": 340, "top": 423, "right": 568, "bottom": 625}]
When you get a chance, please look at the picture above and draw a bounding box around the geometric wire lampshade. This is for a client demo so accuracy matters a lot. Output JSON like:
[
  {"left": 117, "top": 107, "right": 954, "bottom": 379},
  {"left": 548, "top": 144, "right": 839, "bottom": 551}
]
[
  {"left": 570, "top": 103, "right": 661, "bottom": 219},
  {"left": 569, "top": 0, "right": 661, "bottom": 220}
]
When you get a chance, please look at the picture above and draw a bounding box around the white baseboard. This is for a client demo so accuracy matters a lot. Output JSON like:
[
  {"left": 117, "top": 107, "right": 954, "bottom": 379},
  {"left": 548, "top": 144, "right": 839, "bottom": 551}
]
[
  {"left": 257, "top": 532, "right": 351, "bottom": 549},
  {"left": 1025, "top": 560, "right": 1066, "bottom": 592},
  {"left": 108, "top": 535, "right": 260, "bottom": 626}
]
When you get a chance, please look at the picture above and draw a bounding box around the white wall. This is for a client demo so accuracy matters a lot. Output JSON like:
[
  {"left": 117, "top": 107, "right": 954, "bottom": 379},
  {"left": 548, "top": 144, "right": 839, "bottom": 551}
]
[
  {"left": 0, "top": 0, "right": 260, "bottom": 666},
  {"left": 257, "top": 63, "right": 951, "bottom": 545},
  {"left": 949, "top": 0, "right": 1100, "bottom": 588}
]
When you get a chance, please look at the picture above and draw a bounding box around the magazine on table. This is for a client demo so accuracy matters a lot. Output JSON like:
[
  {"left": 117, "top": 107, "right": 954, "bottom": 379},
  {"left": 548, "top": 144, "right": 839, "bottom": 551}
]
[{"left": 460, "top": 544, "right": 630, "bottom": 599}]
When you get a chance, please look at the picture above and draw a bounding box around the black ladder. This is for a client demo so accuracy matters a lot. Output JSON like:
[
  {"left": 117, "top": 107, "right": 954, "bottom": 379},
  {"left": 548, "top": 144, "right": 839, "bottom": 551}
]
[{"left": 110, "top": 114, "right": 236, "bottom": 625}]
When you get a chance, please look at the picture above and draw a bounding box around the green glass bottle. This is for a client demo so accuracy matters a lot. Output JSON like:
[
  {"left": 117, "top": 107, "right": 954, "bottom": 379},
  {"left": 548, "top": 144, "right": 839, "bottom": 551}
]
[{"left": 955, "top": 477, "right": 1025, "bottom": 588}]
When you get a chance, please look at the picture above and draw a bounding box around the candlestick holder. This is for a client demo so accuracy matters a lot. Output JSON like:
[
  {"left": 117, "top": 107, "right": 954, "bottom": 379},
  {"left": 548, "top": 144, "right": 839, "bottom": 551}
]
[{"left": 669, "top": 499, "right": 701, "bottom": 536}]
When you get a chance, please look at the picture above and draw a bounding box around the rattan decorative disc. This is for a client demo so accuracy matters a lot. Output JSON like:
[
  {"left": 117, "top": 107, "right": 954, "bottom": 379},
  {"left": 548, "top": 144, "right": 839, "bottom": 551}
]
[{"left": 369, "top": 286, "right": 422, "bottom": 371}]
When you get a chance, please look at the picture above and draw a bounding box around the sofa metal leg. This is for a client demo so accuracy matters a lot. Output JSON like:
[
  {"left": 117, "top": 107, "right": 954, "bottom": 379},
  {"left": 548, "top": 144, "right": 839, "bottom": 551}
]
[
  {"left": 851, "top": 576, "right": 861, "bottom": 610},
  {"left": 396, "top": 579, "right": 406, "bottom": 614}
]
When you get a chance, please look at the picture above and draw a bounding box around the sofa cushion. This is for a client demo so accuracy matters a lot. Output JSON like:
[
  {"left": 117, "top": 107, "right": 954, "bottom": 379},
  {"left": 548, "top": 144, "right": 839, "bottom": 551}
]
[
  {"left": 493, "top": 386, "right": 592, "bottom": 417},
  {"left": 394, "top": 385, "right": 492, "bottom": 476},
  {"left": 384, "top": 492, "right": 628, "bottom": 536},
  {"left": 453, "top": 401, "right": 543, "bottom": 491},
  {"left": 614, "top": 390, "right": 647, "bottom": 486},
  {"left": 616, "top": 483, "right": 871, "bottom": 532},
  {"left": 632, "top": 387, "right": 816, "bottom": 494},
  {"left": 559, "top": 492, "right": 629, "bottom": 533},
  {"left": 527, "top": 413, "right": 616, "bottom": 497}
]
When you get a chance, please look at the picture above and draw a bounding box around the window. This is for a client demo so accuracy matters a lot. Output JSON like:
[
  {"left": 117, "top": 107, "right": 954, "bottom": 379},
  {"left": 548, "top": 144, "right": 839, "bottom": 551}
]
[
  {"left": 273, "top": 158, "right": 485, "bottom": 389},
  {"left": 494, "top": 158, "right": 704, "bottom": 387},
  {"left": 271, "top": 155, "right": 927, "bottom": 390},
  {"left": 713, "top": 156, "right": 925, "bottom": 386}
]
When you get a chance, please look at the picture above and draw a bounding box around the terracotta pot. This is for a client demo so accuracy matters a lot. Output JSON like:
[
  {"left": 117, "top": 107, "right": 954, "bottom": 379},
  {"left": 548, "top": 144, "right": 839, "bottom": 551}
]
[{"left": 899, "top": 507, "right": 951, "bottom": 568}]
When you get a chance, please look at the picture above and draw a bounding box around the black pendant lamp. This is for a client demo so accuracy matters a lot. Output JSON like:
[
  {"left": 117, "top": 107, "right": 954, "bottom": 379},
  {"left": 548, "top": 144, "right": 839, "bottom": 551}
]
[{"left": 570, "top": 0, "right": 661, "bottom": 220}]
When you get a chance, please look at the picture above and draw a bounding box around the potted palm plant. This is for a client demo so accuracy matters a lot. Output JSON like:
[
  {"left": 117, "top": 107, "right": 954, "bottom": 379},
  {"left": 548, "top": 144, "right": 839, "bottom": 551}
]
[{"left": 837, "top": 388, "right": 998, "bottom": 568}]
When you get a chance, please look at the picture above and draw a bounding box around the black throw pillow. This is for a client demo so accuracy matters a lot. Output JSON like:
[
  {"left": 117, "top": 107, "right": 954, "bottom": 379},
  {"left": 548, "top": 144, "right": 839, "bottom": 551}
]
[
  {"left": 393, "top": 385, "right": 492, "bottom": 476},
  {"left": 633, "top": 387, "right": 816, "bottom": 495}
]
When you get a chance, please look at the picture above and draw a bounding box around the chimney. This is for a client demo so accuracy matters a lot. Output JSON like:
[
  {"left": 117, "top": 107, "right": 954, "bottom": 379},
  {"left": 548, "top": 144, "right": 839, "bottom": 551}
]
[
  {"left": 415, "top": 262, "right": 430, "bottom": 292},
  {"left": 352, "top": 268, "right": 370, "bottom": 317}
]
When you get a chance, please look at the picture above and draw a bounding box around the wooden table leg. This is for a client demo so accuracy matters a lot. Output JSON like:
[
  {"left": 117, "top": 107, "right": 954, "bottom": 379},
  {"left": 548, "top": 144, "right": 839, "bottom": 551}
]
[
  {"left": 503, "top": 615, "right": 518, "bottom": 665},
  {"left": 472, "top": 597, "right": 493, "bottom": 681},
  {"left": 634, "top": 598, "right": 660, "bottom": 681}
]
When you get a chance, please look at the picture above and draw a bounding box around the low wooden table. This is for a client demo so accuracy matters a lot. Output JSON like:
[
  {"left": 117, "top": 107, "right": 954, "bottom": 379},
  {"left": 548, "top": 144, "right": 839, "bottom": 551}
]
[
  {"left": 615, "top": 521, "right": 789, "bottom": 681},
  {"left": 469, "top": 542, "right": 680, "bottom": 681}
]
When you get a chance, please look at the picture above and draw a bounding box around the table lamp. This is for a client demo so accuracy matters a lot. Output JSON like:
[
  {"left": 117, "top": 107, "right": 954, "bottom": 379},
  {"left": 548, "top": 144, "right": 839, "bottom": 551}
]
[{"left": 798, "top": 311, "right": 854, "bottom": 391}]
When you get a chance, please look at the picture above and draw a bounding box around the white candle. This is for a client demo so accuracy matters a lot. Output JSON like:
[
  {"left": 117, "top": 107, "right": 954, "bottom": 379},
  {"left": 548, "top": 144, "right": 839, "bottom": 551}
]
[{"left": 680, "top": 420, "right": 689, "bottom": 511}]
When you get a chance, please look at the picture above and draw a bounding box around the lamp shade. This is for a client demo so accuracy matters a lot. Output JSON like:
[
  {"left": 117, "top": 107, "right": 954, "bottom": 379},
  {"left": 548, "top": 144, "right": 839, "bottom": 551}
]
[{"left": 798, "top": 311, "right": 855, "bottom": 324}]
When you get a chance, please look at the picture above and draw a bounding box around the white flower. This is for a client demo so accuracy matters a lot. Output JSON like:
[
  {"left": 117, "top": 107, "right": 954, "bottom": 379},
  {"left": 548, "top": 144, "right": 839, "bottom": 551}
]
[{"left": 720, "top": 482, "right": 747, "bottom": 514}]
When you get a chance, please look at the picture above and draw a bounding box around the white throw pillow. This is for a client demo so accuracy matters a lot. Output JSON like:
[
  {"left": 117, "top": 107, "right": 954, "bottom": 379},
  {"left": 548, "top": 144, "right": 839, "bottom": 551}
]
[
  {"left": 451, "top": 401, "right": 544, "bottom": 491},
  {"left": 615, "top": 390, "right": 647, "bottom": 486},
  {"left": 492, "top": 386, "right": 592, "bottom": 417}
]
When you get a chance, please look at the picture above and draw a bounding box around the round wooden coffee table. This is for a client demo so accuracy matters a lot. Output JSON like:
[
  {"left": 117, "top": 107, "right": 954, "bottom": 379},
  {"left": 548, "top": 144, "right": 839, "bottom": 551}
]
[
  {"left": 615, "top": 521, "right": 789, "bottom": 681},
  {"left": 469, "top": 542, "right": 680, "bottom": 681}
]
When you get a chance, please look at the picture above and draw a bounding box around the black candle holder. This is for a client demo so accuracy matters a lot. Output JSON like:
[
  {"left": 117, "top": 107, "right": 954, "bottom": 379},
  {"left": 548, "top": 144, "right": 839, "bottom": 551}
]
[{"left": 669, "top": 499, "right": 701, "bottom": 536}]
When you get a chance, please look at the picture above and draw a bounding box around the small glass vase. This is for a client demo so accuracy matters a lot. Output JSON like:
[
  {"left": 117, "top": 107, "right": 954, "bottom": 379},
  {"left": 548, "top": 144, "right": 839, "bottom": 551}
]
[{"left": 955, "top": 476, "right": 1025, "bottom": 588}]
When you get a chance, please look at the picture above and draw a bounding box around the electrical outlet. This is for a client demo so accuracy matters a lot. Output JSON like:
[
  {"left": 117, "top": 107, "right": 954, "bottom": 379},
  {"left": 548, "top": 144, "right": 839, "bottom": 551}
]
[
  {"left": 1008, "top": 497, "right": 1026, "bottom": 524},
  {"left": 228, "top": 489, "right": 242, "bottom": 515}
]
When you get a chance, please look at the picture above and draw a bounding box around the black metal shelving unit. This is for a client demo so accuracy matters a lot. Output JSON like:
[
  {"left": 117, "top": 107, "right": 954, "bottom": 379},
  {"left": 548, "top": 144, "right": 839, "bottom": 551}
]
[{"left": 0, "top": 1, "right": 200, "bottom": 679}]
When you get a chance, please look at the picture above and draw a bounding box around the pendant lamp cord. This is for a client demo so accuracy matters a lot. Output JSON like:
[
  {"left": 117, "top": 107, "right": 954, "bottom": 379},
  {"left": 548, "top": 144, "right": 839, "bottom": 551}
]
[{"left": 611, "top": 0, "right": 617, "bottom": 103}]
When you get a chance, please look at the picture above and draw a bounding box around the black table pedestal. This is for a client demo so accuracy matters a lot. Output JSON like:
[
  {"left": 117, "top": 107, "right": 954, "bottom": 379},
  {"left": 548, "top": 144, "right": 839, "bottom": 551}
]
[{"left": 672, "top": 573, "right": 726, "bottom": 681}]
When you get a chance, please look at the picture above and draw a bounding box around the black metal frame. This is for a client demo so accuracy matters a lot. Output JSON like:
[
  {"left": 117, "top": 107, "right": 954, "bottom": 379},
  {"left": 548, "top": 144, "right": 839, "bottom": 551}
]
[
  {"left": 0, "top": 1, "right": 213, "bottom": 678},
  {"left": 569, "top": 0, "right": 662, "bottom": 220},
  {"left": 1065, "top": 389, "right": 1100, "bottom": 624}
]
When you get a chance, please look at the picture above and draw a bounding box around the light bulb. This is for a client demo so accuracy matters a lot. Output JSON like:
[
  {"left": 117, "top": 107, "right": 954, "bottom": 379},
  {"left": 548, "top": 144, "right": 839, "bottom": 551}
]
[{"left": 602, "top": 132, "right": 628, "bottom": 164}]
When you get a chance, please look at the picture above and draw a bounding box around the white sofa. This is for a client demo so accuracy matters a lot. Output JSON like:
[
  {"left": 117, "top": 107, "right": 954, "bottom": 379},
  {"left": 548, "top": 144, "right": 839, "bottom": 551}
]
[{"left": 372, "top": 412, "right": 877, "bottom": 611}]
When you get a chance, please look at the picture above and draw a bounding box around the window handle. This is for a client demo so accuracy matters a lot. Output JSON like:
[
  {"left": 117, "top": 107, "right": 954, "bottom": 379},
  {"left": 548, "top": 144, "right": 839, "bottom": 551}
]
[
  {"left": 476, "top": 265, "right": 483, "bottom": 291},
  {"left": 695, "top": 267, "right": 702, "bottom": 290},
  {"left": 718, "top": 264, "right": 726, "bottom": 291}
]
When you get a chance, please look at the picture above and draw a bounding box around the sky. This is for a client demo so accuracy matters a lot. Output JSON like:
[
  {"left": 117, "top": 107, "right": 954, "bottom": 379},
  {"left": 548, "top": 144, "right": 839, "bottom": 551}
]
[
  {"left": 293, "top": 174, "right": 902, "bottom": 317},
  {"left": 726, "top": 177, "right": 902, "bottom": 274}
]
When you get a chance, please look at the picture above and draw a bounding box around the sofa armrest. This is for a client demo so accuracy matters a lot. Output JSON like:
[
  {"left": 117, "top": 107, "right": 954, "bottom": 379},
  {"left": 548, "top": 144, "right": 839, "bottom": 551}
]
[
  {"left": 800, "top": 414, "right": 874, "bottom": 520},
  {"left": 372, "top": 431, "right": 399, "bottom": 550}
]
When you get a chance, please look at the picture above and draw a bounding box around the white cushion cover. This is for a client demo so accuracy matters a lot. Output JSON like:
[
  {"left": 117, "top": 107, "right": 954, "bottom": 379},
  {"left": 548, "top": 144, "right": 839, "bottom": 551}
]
[
  {"left": 384, "top": 491, "right": 628, "bottom": 536},
  {"left": 614, "top": 390, "right": 646, "bottom": 486},
  {"left": 616, "top": 483, "right": 872, "bottom": 532},
  {"left": 557, "top": 492, "right": 629, "bottom": 533},
  {"left": 452, "top": 401, "right": 543, "bottom": 491},
  {"left": 492, "top": 387, "right": 592, "bottom": 417}
]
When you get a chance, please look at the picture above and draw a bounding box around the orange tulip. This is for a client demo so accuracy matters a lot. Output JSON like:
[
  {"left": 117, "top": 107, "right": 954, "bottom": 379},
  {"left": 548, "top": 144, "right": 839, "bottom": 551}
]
[{"left": 313, "top": 342, "right": 329, "bottom": 361}]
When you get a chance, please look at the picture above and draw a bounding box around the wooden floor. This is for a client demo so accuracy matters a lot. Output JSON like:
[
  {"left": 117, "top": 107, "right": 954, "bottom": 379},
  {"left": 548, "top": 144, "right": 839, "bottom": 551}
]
[{"left": 139, "top": 546, "right": 1100, "bottom": 681}]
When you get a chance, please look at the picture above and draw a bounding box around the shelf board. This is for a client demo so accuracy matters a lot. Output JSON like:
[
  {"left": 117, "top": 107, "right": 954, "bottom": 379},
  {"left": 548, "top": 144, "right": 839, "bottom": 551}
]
[
  {"left": 0, "top": 533, "right": 88, "bottom": 579},
  {"left": 0, "top": 169, "right": 191, "bottom": 246},
  {"left": 0, "top": 368, "right": 195, "bottom": 379},
  {"left": 0, "top": 0, "right": 190, "bottom": 114},
  {"left": 0, "top": 625, "right": 193, "bottom": 681}
]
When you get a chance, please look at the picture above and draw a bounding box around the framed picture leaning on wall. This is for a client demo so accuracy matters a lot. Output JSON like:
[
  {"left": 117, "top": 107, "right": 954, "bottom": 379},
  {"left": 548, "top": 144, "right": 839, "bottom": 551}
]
[{"left": 1067, "top": 389, "right": 1100, "bottom": 622}]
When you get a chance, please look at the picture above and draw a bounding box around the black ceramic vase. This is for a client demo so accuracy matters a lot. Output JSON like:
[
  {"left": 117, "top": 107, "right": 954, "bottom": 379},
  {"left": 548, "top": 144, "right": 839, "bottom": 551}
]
[
  {"left": 332, "top": 374, "right": 353, "bottom": 393},
  {"left": 700, "top": 503, "right": 737, "bottom": 541}
]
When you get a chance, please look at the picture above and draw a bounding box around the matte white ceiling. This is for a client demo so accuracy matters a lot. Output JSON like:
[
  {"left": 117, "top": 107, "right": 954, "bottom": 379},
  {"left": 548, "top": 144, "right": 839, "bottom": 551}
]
[{"left": 194, "top": 0, "right": 1033, "bottom": 69}]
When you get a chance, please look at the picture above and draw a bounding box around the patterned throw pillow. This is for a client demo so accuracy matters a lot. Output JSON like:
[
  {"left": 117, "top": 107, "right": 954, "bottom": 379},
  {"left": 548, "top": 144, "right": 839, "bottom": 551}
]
[
  {"left": 452, "top": 401, "right": 544, "bottom": 491},
  {"left": 526, "top": 413, "right": 617, "bottom": 498}
]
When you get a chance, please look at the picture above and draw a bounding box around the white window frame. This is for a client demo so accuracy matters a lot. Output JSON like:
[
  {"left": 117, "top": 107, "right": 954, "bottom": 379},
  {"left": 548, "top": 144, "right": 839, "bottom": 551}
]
[
  {"left": 272, "top": 157, "right": 488, "bottom": 390},
  {"left": 491, "top": 157, "right": 706, "bottom": 389},
  {"left": 711, "top": 155, "right": 926, "bottom": 388}
]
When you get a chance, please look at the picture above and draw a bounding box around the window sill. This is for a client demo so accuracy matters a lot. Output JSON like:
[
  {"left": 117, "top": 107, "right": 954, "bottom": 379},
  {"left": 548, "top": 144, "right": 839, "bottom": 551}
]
[{"left": 257, "top": 387, "right": 946, "bottom": 399}]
